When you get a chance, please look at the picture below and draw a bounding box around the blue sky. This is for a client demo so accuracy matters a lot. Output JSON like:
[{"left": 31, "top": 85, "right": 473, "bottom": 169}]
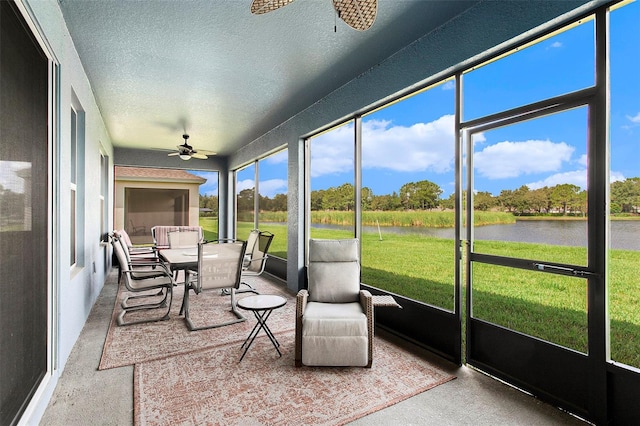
[{"left": 191, "top": 2, "right": 638, "bottom": 200}]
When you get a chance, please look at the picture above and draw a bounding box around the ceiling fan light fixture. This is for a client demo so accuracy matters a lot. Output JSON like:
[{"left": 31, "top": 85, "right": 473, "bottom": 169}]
[{"left": 179, "top": 154, "right": 191, "bottom": 160}]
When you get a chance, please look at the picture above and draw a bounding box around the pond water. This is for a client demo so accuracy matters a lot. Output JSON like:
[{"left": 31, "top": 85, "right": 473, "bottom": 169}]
[{"left": 311, "top": 220, "right": 640, "bottom": 251}]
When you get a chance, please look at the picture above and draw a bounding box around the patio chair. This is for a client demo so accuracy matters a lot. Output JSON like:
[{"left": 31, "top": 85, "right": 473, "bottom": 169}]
[
  {"left": 110, "top": 234, "right": 174, "bottom": 326},
  {"left": 167, "top": 230, "right": 201, "bottom": 248},
  {"left": 112, "top": 230, "right": 162, "bottom": 283},
  {"left": 221, "top": 230, "right": 274, "bottom": 295},
  {"left": 151, "top": 225, "right": 203, "bottom": 249},
  {"left": 181, "top": 240, "right": 248, "bottom": 331},
  {"left": 167, "top": 230, "right": 202, "bottom": 282},
  {"left": 295, "top": 238, "right": 373, "bottom": 368},
  {"left": 115, "top": 229, "right": 157, "bottom": 259}
]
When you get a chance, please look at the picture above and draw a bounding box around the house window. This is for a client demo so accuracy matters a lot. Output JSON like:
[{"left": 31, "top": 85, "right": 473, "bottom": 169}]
[
  {"left": 100, "top": 151, "right": 109, "bottom": 241},
  {"left": 70, "top": 93, "right": 85, "bottom": 268},
  {"left": 70, "top": 106, "right": 77, "bottom": 266}
]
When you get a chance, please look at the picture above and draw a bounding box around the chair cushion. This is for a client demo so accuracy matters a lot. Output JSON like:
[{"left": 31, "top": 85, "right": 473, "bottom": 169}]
[
  {"left": 308, "top": 239, "right": 358, "bottom": 262},
  {"left": 308, "top": 239, "right": 360, "bottom": 303},
  {"left": 308, "top": 262, "right": 360, "bottom": 303},
  {"left": 302, "top": 302, "right": 367, "bottom": 337},
  {"left": 301, "top": 301, "right": 368, "bottom": 367}
]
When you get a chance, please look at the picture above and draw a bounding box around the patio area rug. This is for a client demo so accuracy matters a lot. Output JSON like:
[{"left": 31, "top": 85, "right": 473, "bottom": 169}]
[
  {"left": 134, "top": 332, "right": 455, "bottom": 425},
  {"left": 99, "top": 274, "right": 295, "bottom": 370}
]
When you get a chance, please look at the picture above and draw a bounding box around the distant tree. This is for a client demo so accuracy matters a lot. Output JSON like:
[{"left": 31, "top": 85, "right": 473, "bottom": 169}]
[
  {"left": 512, "top": 185, "right": 532, "bottom": 214},
  {"left": 371, "top": 192, "right": 402, "bottom": 211},
  {"left": 527, "top": 187, "right": 550, "bottom": 213},
  {"left": 440, "top": 193, "right": 455, "bottom": 210},
  {"left": 199, "top": 194, "right": 219, "bottom": 215},
  {"left": 497, "top": 189, "right": 515, "bottom": 212},
  {"left": 310, "top": 189, "right": 325, "bottom": 211},
  {"left": 611, "top": 177, "right": 640, "bottom": 214},
  {"left": 271, "top": 193, "right": 287, "bottom": 211},
  {"left": 550, "top": 183, "right": 581, "bottom": 215},
  {"left": 361, "top": 186, "right": 374, "bottom": 210},
  {"left": 474, "top": 191, "right": 496, "bottom": 211},
  {"left": 237, "top": 188, "right": 254, "bottom": 213},
  {"left": 399, "top": 180, "right": 442, "bottom": 210}
]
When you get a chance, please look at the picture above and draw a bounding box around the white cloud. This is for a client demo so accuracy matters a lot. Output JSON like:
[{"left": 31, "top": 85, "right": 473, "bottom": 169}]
[
  {"left": 237, "top": 178, "right": 255, "bottom": 192},
  {"left": 550, "top": 41, "right": 563, "bottom": 48},
  {"left": 190, "top": 170, "right": 218, "bottom": 195},
  {"left": 526, "top": 169, "right": 627, "bottom": 191},
  {"left": 610, "top": 171, "right": 626, "bottom": 183},
  {"left": 309, "top": 114, "right": 483, "bottom": 178},
  {"left": 264, "top": 150, "right": 287, "bottom": 164},
  {"left": 626, "top": 112, "right": 640, "bottom": 123},
  {"left": 361, "top": 115, "right": 457, "bottom": 173},
  {"left": 526, "top": 170, "right": 586, "bottom": 190},
  {"left": 441, "top": 81, "right": 455, "bottom": 91},
  {"left": 309, "top": 125, "right": 355, "bottom": 177},
  {"left": 259, "top": 178, "right": 287, "bottom": 198},
  {"left": 474, "top": 139, "right": 574, "bottom": 179},
  {"left": 577, "top": 154, "right": 587, "bottom": 167}
]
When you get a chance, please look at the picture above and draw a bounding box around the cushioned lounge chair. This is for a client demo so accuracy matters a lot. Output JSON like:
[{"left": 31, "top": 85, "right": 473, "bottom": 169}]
[{"left": 295, "top": 238, "right": 373, "bottom": 368}]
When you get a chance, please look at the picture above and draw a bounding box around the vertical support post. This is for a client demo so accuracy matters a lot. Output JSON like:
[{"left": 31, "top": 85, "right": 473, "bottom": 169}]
[
  {"left": 286, "top": 138, "right": 306, "bottom": 293},
  {"left": 354, "top": 115, "right": 362, "bottom": 246},
  {"left": 588, "top": 7, "right": 610, "bottom": 425},
  {"left": 218, "top": 157, "right": 230, "bottom": 241},
  {"left": 454, "top": 73, "right": 463, "bottom": 365},
  {"left": 254, "top": 160, "right": 260, "bottom": 230}
]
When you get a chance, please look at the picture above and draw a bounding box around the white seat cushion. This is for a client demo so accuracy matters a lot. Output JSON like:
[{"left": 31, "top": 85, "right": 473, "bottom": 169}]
[
  {"left": 302, "top": 302, "right": 367, "bottom": 337},
  {"left": 301, "top": 301, "right": 369, "bottom": 366}
]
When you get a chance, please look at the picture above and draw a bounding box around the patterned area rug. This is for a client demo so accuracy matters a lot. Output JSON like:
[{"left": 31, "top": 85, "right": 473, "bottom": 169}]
[
  {"left": 135, "top": 332, "right": 455, "bottom": 425},
  {"left": 99, "top": 274, "right": 295, "bottom": 370}
]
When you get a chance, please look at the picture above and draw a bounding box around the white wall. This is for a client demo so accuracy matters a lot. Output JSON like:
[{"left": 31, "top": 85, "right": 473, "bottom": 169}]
[{"left": 20, "top": 0, "right": 114, "bottom": 423}]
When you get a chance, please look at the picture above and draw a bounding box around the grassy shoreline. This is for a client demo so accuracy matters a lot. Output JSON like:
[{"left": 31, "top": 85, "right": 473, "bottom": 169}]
[{"left": 253, "top": 210, "right": 640, "bottom": 228}]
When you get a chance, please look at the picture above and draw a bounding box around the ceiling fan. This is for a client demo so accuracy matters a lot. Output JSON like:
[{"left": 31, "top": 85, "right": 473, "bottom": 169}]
[
  {"left": 168, "top": 134, "right": 216, "bottom": 161},
  {"left": 250, "top": 0, "right": 377, "bottom": 31}
]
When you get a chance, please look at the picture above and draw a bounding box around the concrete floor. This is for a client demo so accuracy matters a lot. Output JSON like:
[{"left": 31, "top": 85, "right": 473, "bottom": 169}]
[{"left": 40, "top": 272, "right": 588, "bottom": 425}]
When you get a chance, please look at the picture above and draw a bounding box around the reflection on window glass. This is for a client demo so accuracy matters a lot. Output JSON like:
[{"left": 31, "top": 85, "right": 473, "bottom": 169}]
[
  {"left": 308, "top": 122, "right": 355, "bottom": 240},
  {"left": 0, "top": 161, "right": 32, "bottom": 232},
  {"left": 472, "top": 108, "right": 589, "bottom": 267},
  {"left": 464, "top": 19, "right": 594, "bottom": 120},
  {"left": 609, "top": 0, "right": 640, "bottom": 369},
  {"left": 361, "top": 82, "right": 456, "bottom": 310},
  {"left": 472, "top": 263, "right": 587, "bottom": 353},
  {"left": 258, "top": 149, "right": 288, "bottom": 259},
  {"left": 236, "top": 164, "right": 256, "bottom": 240}
]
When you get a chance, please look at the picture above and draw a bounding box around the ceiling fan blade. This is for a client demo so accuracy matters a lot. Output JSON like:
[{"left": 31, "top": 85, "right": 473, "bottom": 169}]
[
  {"left": 251, "top": 0, "right": 296, "bottom": 15},
  {"left": 333, "top": 0, "right": 377, "bottom": 31},
  {"left": 191, "top": 153, "right": 209, "bottom": 160},
  {"left": 193, "top": 149, "right": 216, "bottom": 155},
  {"left": 168, "top": 152, "right": 180, "bottom": 157}
]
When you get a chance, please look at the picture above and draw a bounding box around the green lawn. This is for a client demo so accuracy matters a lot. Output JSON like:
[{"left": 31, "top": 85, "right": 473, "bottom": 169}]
[{"left": 200, "top": 216, "right": 640, "bottom": 368}]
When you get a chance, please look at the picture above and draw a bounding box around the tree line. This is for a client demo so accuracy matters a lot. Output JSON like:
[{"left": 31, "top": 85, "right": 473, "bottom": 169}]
[{"left": 201, "top": 177, "right": 640, "bottom": 215}]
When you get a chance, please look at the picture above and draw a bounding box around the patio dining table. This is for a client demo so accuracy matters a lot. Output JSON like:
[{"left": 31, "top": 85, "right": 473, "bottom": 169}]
[{"left": 158, "top": 247, "right": 207, "bottom": 272}]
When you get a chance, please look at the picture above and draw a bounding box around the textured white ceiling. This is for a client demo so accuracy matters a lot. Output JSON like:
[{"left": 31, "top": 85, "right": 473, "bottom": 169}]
[{"left": 59, "top": 0, "right": 479, "bottom": 156}]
